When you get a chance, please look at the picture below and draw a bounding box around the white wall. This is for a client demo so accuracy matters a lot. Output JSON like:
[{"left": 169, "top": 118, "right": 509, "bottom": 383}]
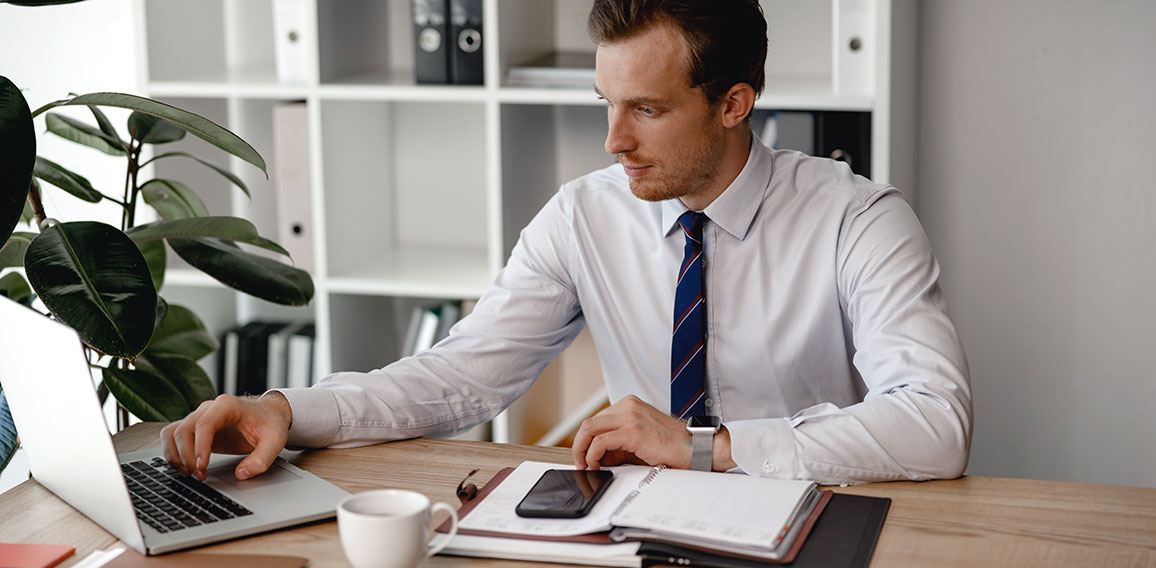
[
  {"left": 0, "top": 0, "right": 143, "bottom": 493},
  {"left": 917, "top": 1, "right": 1156, "bottom": 487}
]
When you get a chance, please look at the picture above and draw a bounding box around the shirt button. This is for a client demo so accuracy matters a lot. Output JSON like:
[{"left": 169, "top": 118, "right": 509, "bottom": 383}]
[
  {"left": 763, "top": 460, "right": 776, "bottom": 474},
  {"left": 704, "top": 398, "right": 713, "bottom": 408}
]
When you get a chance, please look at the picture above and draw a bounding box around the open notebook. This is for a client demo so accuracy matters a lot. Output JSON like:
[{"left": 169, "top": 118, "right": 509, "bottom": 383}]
[{"left": 453, "top": 461, "right": 825, "bottom": 562}]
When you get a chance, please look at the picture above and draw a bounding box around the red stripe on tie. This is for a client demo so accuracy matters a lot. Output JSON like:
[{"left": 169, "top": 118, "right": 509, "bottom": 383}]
[
  {"left": 671, "top": 341, "right": 703, "bottom": 381},
  {"left": 677, "top": 250, "right": 701, "bottom": 285},
  {"left": 677, "top": 387, "right": 705, "bottom": 418}
]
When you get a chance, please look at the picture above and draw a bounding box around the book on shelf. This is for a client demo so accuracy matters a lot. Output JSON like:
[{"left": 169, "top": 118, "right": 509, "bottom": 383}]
[
  {"left": 220, "top": 321, "right": 315, "bottom": 395},
  {"left": 285, "top": 323, "right": 316, "bottom": 389},
  {"left": 402, "top": 301, "right": 463, "bottom": 357},
  {"left": 439, "top": 461, "right": 829, "bottom": 565},
  {"left": 505, "top": 51, "right": 596, "bottom": 89}
]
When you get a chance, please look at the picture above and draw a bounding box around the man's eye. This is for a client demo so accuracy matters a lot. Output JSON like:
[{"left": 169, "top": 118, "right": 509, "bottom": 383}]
[{"left": 640, "top": 107, "right": 656, "bottom": 116}]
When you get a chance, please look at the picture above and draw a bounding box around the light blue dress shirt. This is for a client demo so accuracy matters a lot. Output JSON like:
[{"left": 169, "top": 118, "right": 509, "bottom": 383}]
[{"left": 281, "top": 139, "right": 973, "bottom": 485}]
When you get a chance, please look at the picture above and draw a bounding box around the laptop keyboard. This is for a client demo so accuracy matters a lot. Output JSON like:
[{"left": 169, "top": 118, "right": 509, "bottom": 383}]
[{"left": 121, "top": 457, "right": 253, "bottom": 534}]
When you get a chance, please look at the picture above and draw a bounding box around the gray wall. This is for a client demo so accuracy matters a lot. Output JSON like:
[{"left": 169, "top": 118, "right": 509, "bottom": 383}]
[{"left": 917, "top": 1, "right": 1156, "bottom": 487}]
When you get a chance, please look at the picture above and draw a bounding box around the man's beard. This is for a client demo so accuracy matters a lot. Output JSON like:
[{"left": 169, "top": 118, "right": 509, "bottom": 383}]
[{"left": 622, "top": 126, "right": 725, "bottom": 204}]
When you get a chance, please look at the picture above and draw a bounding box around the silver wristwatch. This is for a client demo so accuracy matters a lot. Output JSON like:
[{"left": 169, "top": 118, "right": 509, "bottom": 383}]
[{"left": 686, "top": 416, "right": 721, "bottom": 471}]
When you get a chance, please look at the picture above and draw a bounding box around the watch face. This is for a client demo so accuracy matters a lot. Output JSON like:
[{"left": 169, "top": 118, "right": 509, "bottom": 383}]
[{"left": 688, "top": 416, "right": 720, "bottom": 429}]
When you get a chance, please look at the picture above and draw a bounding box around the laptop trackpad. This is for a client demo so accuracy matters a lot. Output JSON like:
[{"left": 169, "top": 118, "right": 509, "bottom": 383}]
[{"left": 206, "top": 462, "right": 301, "bottom": 492}]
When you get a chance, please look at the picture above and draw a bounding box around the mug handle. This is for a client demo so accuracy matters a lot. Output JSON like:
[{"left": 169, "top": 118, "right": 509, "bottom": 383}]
[{"left": 426, "top": 501, "right": 459, "bottom": 557}]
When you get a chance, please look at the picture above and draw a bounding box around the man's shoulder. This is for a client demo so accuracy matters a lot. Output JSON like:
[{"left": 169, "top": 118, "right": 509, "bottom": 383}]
[
  {"left": 770, "top": 148, "right": 897, "bottom": 207},
  {"left": 554, "top": 163, "right": 641, "bottom": 211}
]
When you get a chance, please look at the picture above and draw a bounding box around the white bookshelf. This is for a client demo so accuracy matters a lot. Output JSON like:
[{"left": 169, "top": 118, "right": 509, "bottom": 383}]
[{"left": 136, "top": 0, "right": 914, "bottom": 444}]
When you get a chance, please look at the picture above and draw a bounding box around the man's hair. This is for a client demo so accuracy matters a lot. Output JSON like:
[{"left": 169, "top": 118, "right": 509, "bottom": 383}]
[{"left": 587, "top": 0, "right": 767, "bottom": 106}]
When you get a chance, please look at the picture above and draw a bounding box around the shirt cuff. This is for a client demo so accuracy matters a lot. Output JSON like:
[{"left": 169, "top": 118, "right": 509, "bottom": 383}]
[
  {"left": 271, "top": 387, "right": 340, "bottom": 448},
  {"left": 725, "top": 418, "right": 798, "bottom": 479}
]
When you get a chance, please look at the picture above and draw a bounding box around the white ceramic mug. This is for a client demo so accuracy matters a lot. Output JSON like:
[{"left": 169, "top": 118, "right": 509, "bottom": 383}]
[{"left": 337, "top": 489, "right": 459, "bottom": 568}]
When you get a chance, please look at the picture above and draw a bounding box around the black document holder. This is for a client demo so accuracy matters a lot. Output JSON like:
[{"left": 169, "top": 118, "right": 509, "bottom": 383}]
[{"left": 638, "top": 493, "right": 890, "bottom": 568}]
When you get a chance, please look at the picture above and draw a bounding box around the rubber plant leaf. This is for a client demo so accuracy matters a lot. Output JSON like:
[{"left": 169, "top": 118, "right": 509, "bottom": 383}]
[
  {"left": 127, "top": 216, "right": 290, "bottom": 257},
  {"left": 169, "top": 237, "right": 313, "bottom": 306},
  {"left": 0, "top": 390, "right": 17, "bottom": 475},
  {"left": 102, "top": 366, "right": 189, "bottom": 422},
  {"left": 45, "top": 113, "right": 126, "bottom": 156},
  {"left": 33, "top": 93, "right": 266, "bottom": 175},
  {"left": 0, "top": 272, "right": 32, "bottom": 303},
  {"left": 33, "top": 156, "right": 103, "bottom": 202},
  {"left": 140, "top": 179, "right": 209, "bottom": 220},
  {"left": 25, "top": 221, "right": 157, "bottom": 359},
  {"left": 128, "top": 112, "right": 186, "bottom": 145},
  {"left": 0, "top": 75, "right": 35, "bottom": 247},
  {"left": 146, "top": 152, "right": 250, "bottom": 197},
  {"left": 134, "top": 354, "right": 216, "bottom": 411},
  {"left": 144, "top": 303, "right": 218, "bottom": 361}
]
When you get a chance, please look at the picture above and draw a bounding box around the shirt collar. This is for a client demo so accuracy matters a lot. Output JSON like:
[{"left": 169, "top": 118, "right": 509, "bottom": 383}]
[{"left": 661, "top": 135, "right": 773, "bottom": 240}]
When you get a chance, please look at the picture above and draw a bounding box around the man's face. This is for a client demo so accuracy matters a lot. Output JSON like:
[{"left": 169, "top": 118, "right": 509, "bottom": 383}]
[{"left": 595, "top": 22, "right": 727, "bottom": 205}]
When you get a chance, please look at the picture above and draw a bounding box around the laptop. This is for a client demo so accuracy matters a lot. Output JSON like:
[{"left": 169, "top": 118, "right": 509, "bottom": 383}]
[{"left": 0, "top": 295, "right": 351, "bottom": 555}]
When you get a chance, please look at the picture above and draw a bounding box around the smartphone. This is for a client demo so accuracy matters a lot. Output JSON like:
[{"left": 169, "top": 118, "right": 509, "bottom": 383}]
[{"left": 514, "top": 469, "right": 615, "bottom": 518}]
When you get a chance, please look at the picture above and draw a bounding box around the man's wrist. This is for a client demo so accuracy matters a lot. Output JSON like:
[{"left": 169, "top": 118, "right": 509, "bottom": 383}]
[
  {"left": 712, "top": 426, "right": 737, "bottom": 472},
  {"left": 260, "top": 390, "right": 293, "bottom": 429}
]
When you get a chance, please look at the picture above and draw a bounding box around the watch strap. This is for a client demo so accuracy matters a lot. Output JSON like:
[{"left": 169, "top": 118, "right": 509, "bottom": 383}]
[{"left": 690, "top": 429, "right": 713, "bottom": 471}]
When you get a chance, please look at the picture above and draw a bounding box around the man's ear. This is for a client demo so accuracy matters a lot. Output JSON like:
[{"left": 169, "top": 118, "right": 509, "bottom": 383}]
[{"left": 720, "top": 83, "right": 756, "bottom": 129}]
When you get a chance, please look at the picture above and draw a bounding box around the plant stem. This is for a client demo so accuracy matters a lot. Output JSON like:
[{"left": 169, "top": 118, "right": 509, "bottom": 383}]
[
  {"left": 27, "top": 179, "right": 47, "bottom": 228},
  {"left": 127, "top": 141, "right": 142, "bottom": 229},
  {"left": 121, "top": 137, "right": 134, "bottom": 231}
]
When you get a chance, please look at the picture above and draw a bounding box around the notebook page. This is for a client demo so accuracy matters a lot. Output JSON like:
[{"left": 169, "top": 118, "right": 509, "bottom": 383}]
[
  {"left": 459, "top": 461, "right": 654, "bottom": 537},
  {"left": 609, "top": 470, "right": 815, "bottom": 549}
]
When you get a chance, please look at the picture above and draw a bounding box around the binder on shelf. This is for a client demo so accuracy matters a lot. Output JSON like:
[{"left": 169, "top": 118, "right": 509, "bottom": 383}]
[
  {"left": 815, "top": 111, "right": 871, "bottom": 178},
  {"left": 449, "top": 0, "right": 484, "bottom": 85},
  {"left": 273, "top": 0, "right": 311, "bottom": 85},
  {"left": 833, "top": 0, "right": 873, "bottom": 96},
  {"left": 412, "top": 0, "right": 451, "bottom": 84},
  {"left": 267, "top": 320, "right": 311, "bottom": 390},
  {"left": 219, "top": 327, "right": 241, "bottom": 396},
  {"left": 236, "top": 322, "right": 286, "bottom": 397},
  {"left": 286, "top": 323, "right": 316, "bottom": 389},
  {"left": 765, "top": 111, "right": 871, "bottom": 179},
  {"left": 273, "top": 101, "right": 314, "bottom": 274}
]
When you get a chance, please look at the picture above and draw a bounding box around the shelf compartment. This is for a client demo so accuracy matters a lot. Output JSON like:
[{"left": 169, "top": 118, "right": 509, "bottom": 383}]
[
  {"left": 499, "top": 103, "right": 612, "bottom": 259},
  {"left": 320, "top": 99, "right": 490, "bottom": 295},
  {"left": 317, "top": 0, "right": 414, "bottom": 86},
  {"left": 146, "top": 0, "right": 280, "bottom": 87}
]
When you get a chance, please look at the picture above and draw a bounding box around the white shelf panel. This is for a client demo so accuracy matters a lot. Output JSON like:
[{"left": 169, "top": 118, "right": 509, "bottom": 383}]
[
  {"left": 496, "top": 74, "right": 872, "bottom": 111},
  {"left": 327, "top": 246, "right": 492, "bottom": 299},
  {"left": 149, "top": 67, "right": 311, "bottom": 99},
  {"left": 163, "top": 269, "right": 227, "bottom": 288}
]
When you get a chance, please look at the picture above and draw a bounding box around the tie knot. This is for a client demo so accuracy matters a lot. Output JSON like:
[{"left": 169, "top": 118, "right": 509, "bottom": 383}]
[{"left": 678, "top": 211, "right": 706, "bottom": 244}]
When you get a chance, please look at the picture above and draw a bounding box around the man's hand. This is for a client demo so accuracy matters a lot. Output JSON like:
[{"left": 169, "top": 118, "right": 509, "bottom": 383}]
[
  {"left": 569, "top": 395, "right": 686, "bottom": 470},
  {"left": 160, "top": 392, "right": 293, "bottom": 481}
]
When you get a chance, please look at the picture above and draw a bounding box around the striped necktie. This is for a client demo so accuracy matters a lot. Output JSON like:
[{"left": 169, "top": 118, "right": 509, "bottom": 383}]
[{"left": 671, "top": 211, "right": 707, "bottom": 419}]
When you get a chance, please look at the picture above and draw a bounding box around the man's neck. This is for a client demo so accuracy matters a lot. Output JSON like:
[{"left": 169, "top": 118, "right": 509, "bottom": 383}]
[{"left": 679, "top": 129, "right": 753, "bottom": 211}]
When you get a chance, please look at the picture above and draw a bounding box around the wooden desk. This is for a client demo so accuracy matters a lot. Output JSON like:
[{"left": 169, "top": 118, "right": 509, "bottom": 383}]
[{"left": 2, "top": 423, "right": 1154, "bottom": 567}]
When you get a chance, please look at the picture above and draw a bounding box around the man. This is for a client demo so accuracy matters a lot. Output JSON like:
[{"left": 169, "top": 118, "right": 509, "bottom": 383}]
[{"left": 163, "top": 0, "right": 971, "bottom": 485}]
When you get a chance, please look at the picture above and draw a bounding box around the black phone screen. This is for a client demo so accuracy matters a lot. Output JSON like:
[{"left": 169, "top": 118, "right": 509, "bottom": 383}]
[{"left": 514, "top": 469, "right": 615, "bottom": 518}]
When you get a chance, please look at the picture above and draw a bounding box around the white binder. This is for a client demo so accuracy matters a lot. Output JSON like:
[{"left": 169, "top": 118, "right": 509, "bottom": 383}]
[
  {"left": 272, "top": 101, "right": 314, "bottom": 274},
  {"left": 273, "top": 0, "right": 311, "bottom": 84}
]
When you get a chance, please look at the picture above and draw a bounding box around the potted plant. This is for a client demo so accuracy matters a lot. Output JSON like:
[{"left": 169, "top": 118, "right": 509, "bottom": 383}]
[{"left": 0, "top": 71, "right": 313, "bottom": 474}]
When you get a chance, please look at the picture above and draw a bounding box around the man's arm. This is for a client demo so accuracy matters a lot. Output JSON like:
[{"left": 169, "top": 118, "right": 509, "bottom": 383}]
[
  {"left": 575, "top": 190, "right": 972, "bottom": 484},
  {"left": 163, "top": 191, "right": 585, "bottom": 476}
]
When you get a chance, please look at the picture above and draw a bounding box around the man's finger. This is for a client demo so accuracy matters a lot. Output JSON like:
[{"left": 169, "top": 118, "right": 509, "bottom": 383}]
[
  {"left": 234, "top": 429, "right": 285, "bottom": 480},
  {"left": 585, "top": 430, "right": 627, "bottom": 471},
  {"left": 171, "top": 421, "right": 197, "bottom": 475}
]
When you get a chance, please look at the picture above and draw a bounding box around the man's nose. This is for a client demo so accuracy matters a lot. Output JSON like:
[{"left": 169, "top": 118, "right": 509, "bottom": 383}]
[{"left": 604, "top": 108, "right": 636, "bottom": 156}]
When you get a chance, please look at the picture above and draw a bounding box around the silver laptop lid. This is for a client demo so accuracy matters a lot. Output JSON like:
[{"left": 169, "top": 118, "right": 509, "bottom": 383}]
[{"left": 0, "top": 296, "right": 146, "bottom": 553}]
